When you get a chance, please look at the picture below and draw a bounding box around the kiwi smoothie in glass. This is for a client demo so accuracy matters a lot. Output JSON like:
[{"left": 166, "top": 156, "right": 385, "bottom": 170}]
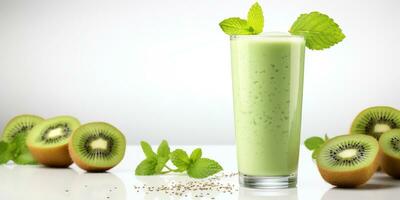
[{"left": 231, "top": 33, "right": 305, "bottom": 188}]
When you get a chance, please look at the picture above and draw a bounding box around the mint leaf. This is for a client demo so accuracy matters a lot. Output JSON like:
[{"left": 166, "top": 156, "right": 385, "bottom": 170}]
[
  {"left": 219, "top": 2, "right": 265, "bottom": 36},
  {"left": 0, "top": 141, "right": 12, "bottom": 164},
  {"left": 312, "top": 146, "right": 322, "bottom": 160},
  {"left": 0, "top": 141, "right": 8, "bottom": 152},
  {"left": 289, "top": 11, "right": 345, "bottom": 50},
  {"left": 247, "top": 2, "right": 263, "bottom": 34},
  {"left": 187, "top": 158, "right": 223, "bottom": 179},
  {"left": 170, "top": 149, "right": 190, "bottom": 171},
  {"left": 135, "top": 157, "right": 158, "bottom": 175},
  {"left": 134, "top": 140, "right": 224, "bottom": 178},
  {"left": 157, "top": 140, "right": 170, "bottom": 158},
  {"left": 219, "top": 17, "right": 253, "bottom": 35},
  {"left": 305, "top": 134, "right": 330, "bottom": 160},
  {"left": 9, "top": 134, "right": 38, "bottom": 165},
  {"left": 140, "top": 141, "right": 156, "bottom": 158},
  {"left": 12, "top": 143, "right": 37, "bottom": 165},
  {"left": 304, "top": 136, "right": 325, "bottom": 150},
  {"left": 13, "top": 152, "right": 37, "bottom": 165},
  {"left": 190, "top": 148, "right": 202, "bottom": 162},
  {"left": 7, "top": 140, "right": 18, "bottom": 159},
  {"left": 154, "top": 156, "right": 169, "bottom": 174}
]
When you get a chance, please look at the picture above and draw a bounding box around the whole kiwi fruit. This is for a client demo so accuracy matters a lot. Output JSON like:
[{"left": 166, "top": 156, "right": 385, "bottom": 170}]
[
  {"left": 68, "top": 122, "right": 126, "bottom": 172},
  {"left": 379, "top": 129, "right": 400, "bottom": 178},
  {"left": 350, "top": 106, "right": 400, "bottom": 140},
  {"left": 316, "top": 134, "right": 381, "bottom": 188},
  {"left": 26, "top": 116, "right": 80, "bottom": 167}
]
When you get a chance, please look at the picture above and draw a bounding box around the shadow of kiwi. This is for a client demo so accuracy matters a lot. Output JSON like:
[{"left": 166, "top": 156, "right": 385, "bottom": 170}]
[
  {"left": 71, "top": 172, "right": 126, "bottom": 200},
  {"left": 372, "top": 173, "right": 400, "bottom": 181},
  {"left": 367, "top": 172, "right": 400, "bottom": 187},
  {"left": 322, "top": 183, "right": 399, "bottom": 200},
  {"left": 0, "top": 165, "right": 78, "bottom": 200},
  {"left": 355, "top": 183, "right": 398, "bottom": 190}
]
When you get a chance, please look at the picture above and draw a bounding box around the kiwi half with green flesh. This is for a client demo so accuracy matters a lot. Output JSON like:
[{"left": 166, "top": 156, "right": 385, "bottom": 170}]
[
  {"left": 316, "top": 134, "right": 381, "bottom": 188},
  {"left": 379, "top": 129, "right": 400, "bottom": 178},
  {"left": 26, "top": 116, "right": 80, "bottom": 167},
  {"left": 1, "top": 114, "right": 44, "bottom": 142},
  {"left": 350, "top": 106, "right": 400, "bottom": 140},
  {"left": 68, "top": 122, "right": 126, "bottom": 172}
]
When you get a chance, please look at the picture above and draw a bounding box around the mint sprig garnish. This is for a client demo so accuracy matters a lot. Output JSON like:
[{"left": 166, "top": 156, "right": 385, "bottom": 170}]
[
  {"left": 135, "top": 140, "right": 223, "bottom": 179},
  {"left": 247, "top": 2, "right": 264, "bottom": 33},
  {"left": 219, "top": 2, "right": 264, "bottom": 35},
  {"left": 304, "top": 134, "right": 330, "bottom": 159},
  {"left": 289, "top": 12, "right": 345, "bottom": 50},
  {"left": 219, "top": 3, "right": 345, "bottom": 50},
  {"left": 0, "top": 134, "right": 37, "bottom": 165}
]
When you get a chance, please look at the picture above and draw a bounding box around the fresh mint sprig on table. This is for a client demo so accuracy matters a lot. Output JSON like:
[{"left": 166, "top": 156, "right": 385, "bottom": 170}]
[
  {"left": 219, "top": 2, "right": 345, "bottom": 50},
  {"left": 0, "top": 134, "right": 37, "bottom": 165},
  {"left": 135, "top": 140, "right": 223, "bottom": 179},
  {"left": 304, "top": 134, "right": 330, "bottom": 159}
]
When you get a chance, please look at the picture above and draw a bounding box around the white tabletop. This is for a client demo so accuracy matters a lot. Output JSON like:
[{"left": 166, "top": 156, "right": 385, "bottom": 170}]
[{"left": 0, "top": 145, "right": 399, "bottom": 200}]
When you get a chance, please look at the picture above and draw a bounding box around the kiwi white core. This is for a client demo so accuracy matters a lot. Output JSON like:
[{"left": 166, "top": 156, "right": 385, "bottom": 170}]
[
  {"left": 90, "top": 138, "right": 108, "bottom": 150},
  {"left": 47, "top": 128, "right": 64, "bottom": 139},
  {"left": 374, "top": 124, "right": 391, "bottom": 133},
  {"left": 338, "top": 149, "right": 357, "bottom": 159}
]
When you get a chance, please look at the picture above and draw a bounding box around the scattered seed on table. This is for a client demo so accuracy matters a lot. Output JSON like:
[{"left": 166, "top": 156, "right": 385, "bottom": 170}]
[{"left": 132, "top": 172, "right": 239, "bottom": 199}]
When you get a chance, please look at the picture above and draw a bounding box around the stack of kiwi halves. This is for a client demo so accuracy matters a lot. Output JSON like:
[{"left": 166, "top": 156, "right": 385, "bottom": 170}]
[
  {"left": 2, "top": 114, "right": 126, "bottom": 172},
  {"left": 316, "top": 106, "right": 400, "bottom": 188}
]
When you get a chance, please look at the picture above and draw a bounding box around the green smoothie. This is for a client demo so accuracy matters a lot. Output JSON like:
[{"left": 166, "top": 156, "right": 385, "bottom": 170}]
[{"left": 231, "top": 33, "right": 305, "bottom": 176}]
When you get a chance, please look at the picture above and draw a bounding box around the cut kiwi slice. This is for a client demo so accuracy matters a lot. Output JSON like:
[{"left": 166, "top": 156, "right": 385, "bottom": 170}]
[
  {"left": 316, "top": 134, "right": 380, "bottom": 187},
  {"left": 68, "top": 122, "right": 126, "bottom": 172},
  {"left": 26, "top": 116, "right": 80, "bottom": 167},
  {"left": 350, "top": 106, "right": 400, "bottom": 140},
  {"left": 1, "top": 114, "right": 44, "bottom": 142},
  {"left": 379, "top": 129, "right": 400, "bottom": 179}
]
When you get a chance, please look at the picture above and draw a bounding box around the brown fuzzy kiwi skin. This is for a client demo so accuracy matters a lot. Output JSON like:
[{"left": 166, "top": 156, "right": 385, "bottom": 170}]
[
  {"left": 317, "top": 148, "right": 382, "bottom": 188},
  {"left": 27, "top": 143, "right": 73, "bottom": 167},
  {"left": 68, "top": 141, "right": 115, "bottom": 172},
  {"left": 380, "top": 151, "right": 400, "bottom": 179}
]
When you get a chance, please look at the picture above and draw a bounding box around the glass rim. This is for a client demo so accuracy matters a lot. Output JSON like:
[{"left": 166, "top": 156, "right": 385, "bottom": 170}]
[{"left": 230, "top": 32, "right": 304, "bottom": 40}]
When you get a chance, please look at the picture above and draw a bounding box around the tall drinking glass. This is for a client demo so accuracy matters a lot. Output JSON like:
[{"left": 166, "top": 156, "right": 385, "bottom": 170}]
[{"left": 230, "top": 33, "right": 305, "bottom": 188}]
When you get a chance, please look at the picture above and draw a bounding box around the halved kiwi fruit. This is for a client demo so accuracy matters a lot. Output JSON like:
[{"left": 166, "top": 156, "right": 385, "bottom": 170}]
[
  {"left": 1, "top": 114, "right": 44, "bottom": 142},
  {"left": 379, "top": 129, "right": 400, "bottom": 179},
  {"left": 316, "top": 134, "right": 381, "bottom": 187},
  {"left": 68, "top": 122, "right": 126, "bottom": 172},
  {"left": 350, "top": 106, "right": 400, "bottom": 140},
  {"left": 26, "top": 116, "right": 80, "bottom": 167}
]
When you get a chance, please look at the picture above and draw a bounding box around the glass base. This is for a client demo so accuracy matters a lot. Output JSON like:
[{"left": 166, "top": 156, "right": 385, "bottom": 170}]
[{"left": 239, "top": 173, "right": 297, "bottom": 189}]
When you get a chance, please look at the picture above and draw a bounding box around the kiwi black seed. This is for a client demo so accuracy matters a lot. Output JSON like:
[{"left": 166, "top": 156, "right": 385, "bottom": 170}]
[
  {"left": 379, "top": 129, "right": 400, "bottom": 178},
  {"left": 68, "top": 122, "right": 126, "bottom": 172},
  {"left": 1, "top": 114, "right": 44, "bottom": 142},
  {"left": 26, "top": 116, "right": 80, "bottom": 167},
  {"left": 350, "top": 106, "right": 400, "bottom": 140},
  {"left": 316, "top": 134, "right": 381, "bottom": 188}
]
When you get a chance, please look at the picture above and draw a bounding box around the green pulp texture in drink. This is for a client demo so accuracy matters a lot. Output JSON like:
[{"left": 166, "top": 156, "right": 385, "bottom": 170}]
[{"left": 231, "top": 34, "right": 305, "bottom": 176}]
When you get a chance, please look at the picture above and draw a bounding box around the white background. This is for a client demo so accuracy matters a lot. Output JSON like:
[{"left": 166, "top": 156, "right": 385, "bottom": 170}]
[{"left": 0, "top": 0, "right": 399, "bottom": 144}]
